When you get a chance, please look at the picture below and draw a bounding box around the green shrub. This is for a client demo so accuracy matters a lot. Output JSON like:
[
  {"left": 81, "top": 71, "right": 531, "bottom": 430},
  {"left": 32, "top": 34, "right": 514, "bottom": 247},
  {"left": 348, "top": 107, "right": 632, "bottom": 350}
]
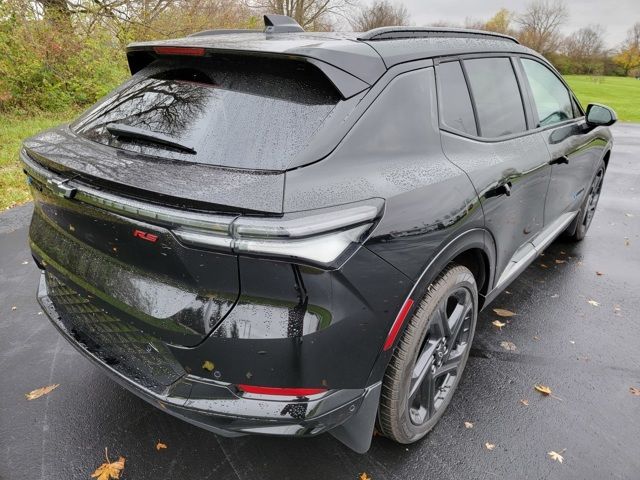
[{"left": 0, "top": 9, "right": 128, "bottom": 113}]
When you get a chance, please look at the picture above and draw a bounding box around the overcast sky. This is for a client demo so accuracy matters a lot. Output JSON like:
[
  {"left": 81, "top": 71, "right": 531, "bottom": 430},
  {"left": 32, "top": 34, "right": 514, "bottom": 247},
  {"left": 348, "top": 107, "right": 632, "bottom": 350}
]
[{"left": 369, "top": 0, "right": 640, "bottom": 48}]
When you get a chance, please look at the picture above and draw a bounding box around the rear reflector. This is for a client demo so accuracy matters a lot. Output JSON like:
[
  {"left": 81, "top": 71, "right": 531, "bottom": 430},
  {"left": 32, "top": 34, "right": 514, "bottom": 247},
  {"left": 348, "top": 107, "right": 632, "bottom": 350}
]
[
  {"left": 154, "top": 46, "right": 205, "bottom": 56},
  {"left": 383, "top": 298, "right": 415, "bottom": 351},
  {"left": 237, "top": 385, "right": 327, "bottom": 396}
]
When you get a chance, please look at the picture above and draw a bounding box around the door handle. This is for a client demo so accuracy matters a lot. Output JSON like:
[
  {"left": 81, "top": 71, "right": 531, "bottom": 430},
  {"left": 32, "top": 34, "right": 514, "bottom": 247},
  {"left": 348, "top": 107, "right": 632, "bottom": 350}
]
[
  {"left": 486, "top": 182, "right": 512, "bottom": 198},
  {"left": 549, "top": 155, "right": 569, "bottom": 165}
]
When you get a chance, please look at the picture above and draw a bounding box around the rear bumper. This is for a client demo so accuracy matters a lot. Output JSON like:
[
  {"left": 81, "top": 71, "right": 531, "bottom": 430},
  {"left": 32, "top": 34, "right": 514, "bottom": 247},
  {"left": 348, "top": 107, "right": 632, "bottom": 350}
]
[{"left": 36, "top": 271, "right": 375, "bottom": 439}]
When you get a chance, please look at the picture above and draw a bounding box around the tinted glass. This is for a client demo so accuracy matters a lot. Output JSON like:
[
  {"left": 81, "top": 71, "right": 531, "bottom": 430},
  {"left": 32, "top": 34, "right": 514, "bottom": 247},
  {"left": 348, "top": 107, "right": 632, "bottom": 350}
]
[
  {"left": 73, "top": 57, "right": 340, "bottom": 170},
  {"left": 437, "top": 61, "right": 477, "bottom": 136},
  {"left": 464, "top": 57, "right": 527, "bottom": 138},
  {"left": 521, "top": 59, "right": 574, "bottom": 127}
]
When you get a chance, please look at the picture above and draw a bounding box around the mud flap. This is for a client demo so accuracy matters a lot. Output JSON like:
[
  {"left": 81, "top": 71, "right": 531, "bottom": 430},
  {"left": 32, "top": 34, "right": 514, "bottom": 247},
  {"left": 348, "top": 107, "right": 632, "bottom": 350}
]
[{"left": 329, "top": 382, "right": 381, "bottom": 453}]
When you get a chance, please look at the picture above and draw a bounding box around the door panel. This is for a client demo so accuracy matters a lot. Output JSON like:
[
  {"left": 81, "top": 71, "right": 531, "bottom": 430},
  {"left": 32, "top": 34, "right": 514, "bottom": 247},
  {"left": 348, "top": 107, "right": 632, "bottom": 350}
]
[
  {"left": 542, "top": 122, "right": 606, "bottom": 224},
  {"left": 517, "top": 57, "right": 603, "bottom": 224},
  {"left": 441, "top": 131, "right": 551, "bottom": 279}
]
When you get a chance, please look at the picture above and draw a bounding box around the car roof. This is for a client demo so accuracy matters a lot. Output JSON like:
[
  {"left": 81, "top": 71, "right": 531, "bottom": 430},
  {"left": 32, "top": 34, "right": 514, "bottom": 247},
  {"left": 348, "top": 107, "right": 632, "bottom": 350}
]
[{"left": 126, "top": 29, "right": 539, "bottom": 96}]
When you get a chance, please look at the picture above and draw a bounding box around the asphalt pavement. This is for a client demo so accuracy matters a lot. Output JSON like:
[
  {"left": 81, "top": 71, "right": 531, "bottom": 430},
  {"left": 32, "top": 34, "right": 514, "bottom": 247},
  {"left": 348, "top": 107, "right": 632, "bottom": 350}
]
[{"left": 1, "top": 123, "right": 639, "bottom": 480}]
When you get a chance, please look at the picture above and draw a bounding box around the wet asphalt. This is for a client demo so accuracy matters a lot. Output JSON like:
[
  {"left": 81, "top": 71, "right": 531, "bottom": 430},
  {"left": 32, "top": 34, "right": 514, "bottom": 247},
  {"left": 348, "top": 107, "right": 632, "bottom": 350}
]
[{"left": 1, "top": 123, "right": 639, "bottom": 480}]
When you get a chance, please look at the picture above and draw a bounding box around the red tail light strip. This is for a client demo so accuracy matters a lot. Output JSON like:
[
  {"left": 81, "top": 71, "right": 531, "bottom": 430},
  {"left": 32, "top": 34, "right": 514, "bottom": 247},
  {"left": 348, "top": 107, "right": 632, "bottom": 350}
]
[
  {"left": 382, "top": 298, "right": 415, "bottom": 351},
  {"left": 153, "top": 46, "right": 206, "bottom": 56},
  {"left": 237, "top": 385, "right": 327, "bottom": 396}
]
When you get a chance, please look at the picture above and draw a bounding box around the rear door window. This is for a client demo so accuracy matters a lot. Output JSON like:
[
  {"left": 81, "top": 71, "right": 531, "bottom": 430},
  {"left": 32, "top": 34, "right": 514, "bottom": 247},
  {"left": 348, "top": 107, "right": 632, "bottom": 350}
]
[
  {"left": 73, "top": 56, "right": 340, "bottom": 171},
  {"left": 463, "top": 57, "right": 527, "bottom": 138},
  {"left": 437, "top": 61, "right": 477, "bottom": 136},
  {"left": 521, "top": 58, "right": 575, "bottom": 127}
]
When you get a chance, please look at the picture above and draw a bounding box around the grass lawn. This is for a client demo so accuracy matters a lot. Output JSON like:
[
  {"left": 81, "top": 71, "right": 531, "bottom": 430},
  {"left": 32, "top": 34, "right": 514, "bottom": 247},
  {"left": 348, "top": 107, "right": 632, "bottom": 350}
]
[
  {"left": 565, "top": 75, "right": 640, "bottom": 123},
  {"left": 0, "top": 111, "right": 78, "bottom": 210}
]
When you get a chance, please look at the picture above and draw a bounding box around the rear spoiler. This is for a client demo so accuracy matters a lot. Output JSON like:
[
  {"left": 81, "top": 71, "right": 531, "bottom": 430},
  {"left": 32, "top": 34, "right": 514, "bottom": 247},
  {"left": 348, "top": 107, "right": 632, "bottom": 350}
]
[
  {"left": 126, "top": 47, "right": 370, "bottom": 99},
  {"left": 126, "top": 15, "right": 385, "bottom": 100}
]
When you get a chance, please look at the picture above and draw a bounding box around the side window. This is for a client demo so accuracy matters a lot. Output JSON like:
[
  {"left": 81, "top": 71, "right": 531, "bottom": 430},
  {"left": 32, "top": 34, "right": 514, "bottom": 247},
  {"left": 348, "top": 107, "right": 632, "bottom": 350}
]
[
  {"left": 464, "top": 57, "right": 527, "bottom": 138},
  {"left": 521, "top": 59, "right": 574, "bottom": 127},
  {"left": 437, "top": 61, "right": 477, "bottom": 136}
]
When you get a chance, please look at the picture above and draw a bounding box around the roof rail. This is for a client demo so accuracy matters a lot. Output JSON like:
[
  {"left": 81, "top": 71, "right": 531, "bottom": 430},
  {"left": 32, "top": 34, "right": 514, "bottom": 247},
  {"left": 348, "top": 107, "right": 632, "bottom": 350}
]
[
  {"left": 263, "top": 14, "right": 304, "bottom": 34},
  {"left": 358, "top": 26, "right": 519, "bottom": 44}
]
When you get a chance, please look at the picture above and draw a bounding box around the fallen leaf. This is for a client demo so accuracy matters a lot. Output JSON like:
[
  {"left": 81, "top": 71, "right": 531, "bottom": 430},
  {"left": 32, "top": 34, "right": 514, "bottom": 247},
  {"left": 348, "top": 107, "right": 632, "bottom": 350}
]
[
  {"left": 534, "top": 384, "right": 552, "bottom": 396},
  {"left": 464, "top": 421, "right": 474, "bottom": 429},
  {"left": 484, "top": 442, "right": 496, "bottom": 451},
  {"left": 156, "top": 441, "right": 167, "bottom": 451},
  {"left": 202, "top": 360, "right": 214, "bottom": 371},
  {"left": 596, "top": 271, "right": 604, "bottom": 276},
  {"left": 559, "top": 250, "right": 566, "bottom": 255},
  {"left": 492, "top": 320, "right": 506, "bottom": 330},
  {"left": 520, "top": 399, "right": 529, "bottom": 406},
  {"left": 493, "top": 308, "right": 515, "bottom": 317},
  {"left": 625, "top": 238, "right": 630, "bottom": 246},
  {"left": 587, "top": 299, "right": 600, "bottom": 307},
  {"left": 548, "top": 450, "right": 565, "bottom": 463},
  {"left": 359, "top": 473, "right": 371, "bottom": 480},
  {"left": 540, "top": 263, "right": 548, "bottom": 268},
  {"left": 91, "top": 449, "right": 125, "bottom": 480},
  {"left": 25, "top": 384, "right": 59, "bottom": 400},
  {"left": 500, "top": 341, "right": 517, "bottom": 351},
  {"left": 533, "top": 335, "right": 540, "bottom": 341},
  {"left": 630, "top": 387, "right": 640, "bottom": 396},
  {"left": 555, "top": 259, "right": 566, "bottom": 264}
]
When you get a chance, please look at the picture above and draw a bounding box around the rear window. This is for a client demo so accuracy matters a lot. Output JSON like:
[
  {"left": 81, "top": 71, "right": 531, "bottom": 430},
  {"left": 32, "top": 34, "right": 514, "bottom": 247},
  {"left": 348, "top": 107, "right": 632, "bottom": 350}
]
[
  {"left": 463, "top": 57, "right": 527, "bottom": 138},
  {"left": 437, "top": 61, "right": 477, "bottom": 136},
  {"left": 72, "top": 56, "right": 341, "bottom": 170}
]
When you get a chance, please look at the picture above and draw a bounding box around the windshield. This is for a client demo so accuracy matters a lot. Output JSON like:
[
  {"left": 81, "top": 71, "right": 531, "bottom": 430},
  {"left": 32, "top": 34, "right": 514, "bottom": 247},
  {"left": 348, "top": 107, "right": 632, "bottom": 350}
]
[{"left": 72, "top": 56, "right": 340, "bottom": 170}]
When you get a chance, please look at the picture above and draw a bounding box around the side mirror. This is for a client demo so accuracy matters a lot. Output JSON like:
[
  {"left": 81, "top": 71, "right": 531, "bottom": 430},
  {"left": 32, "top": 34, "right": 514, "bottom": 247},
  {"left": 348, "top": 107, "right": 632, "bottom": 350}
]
[{"left": 586, "top": 103, "right": 617, "bottom": 127}]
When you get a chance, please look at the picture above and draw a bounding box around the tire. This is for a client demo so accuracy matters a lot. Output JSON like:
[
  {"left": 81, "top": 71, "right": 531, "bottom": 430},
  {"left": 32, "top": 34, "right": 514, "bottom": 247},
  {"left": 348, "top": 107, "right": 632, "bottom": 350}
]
[
  {"left": 378, "top": 264, "right": 478, "bottom": 444},
  {"left": 565, "top": 160, "right": 606, "bottom": 242}
]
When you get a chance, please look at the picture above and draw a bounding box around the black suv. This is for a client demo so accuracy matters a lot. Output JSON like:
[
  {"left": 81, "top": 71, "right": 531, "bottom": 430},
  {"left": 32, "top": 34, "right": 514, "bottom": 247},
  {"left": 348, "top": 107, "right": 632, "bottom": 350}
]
[{"left": 22, "top": 15, "right": 616, "bottom": 453}]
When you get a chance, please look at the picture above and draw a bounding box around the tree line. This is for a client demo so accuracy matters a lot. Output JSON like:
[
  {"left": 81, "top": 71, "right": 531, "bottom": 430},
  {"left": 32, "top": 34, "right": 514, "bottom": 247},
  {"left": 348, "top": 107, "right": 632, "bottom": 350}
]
[{"left": 0, "top": 0, "right": 638, "bottom": 114}]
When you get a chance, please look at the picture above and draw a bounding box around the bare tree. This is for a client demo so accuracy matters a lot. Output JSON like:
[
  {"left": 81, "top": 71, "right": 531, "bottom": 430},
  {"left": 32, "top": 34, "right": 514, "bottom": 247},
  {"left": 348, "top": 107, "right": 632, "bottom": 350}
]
[
  {"left": 516, "top": 0, "right": 568, "bottom": 55},
  {"left": 245, "top": 0, "right": 357, "bottom": 30},
  {"left": 562, "top": 25, "right": 605, "bottom": 59},
  {"left": 349, "top": 0, "right": 409, "bottom": 31}
]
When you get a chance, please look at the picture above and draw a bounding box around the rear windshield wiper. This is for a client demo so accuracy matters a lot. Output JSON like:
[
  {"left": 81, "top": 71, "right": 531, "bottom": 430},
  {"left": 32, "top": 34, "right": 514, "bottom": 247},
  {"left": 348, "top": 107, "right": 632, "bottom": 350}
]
[{"left": 106, "top": 123, "right": 197, "bottom": 155}]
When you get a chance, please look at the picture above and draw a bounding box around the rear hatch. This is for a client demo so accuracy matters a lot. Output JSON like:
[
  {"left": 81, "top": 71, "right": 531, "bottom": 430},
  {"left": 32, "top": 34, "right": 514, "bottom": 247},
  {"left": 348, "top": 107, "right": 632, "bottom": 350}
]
[{"left": 23, "top": 52, "right": 343, "bottom": 347}]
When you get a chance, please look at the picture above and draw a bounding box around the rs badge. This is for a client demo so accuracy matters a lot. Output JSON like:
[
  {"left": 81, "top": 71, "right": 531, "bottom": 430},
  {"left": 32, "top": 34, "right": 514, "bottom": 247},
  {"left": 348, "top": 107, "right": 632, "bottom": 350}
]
[{"left": 133, "top": 229, "right": 158, "bottom": 243}]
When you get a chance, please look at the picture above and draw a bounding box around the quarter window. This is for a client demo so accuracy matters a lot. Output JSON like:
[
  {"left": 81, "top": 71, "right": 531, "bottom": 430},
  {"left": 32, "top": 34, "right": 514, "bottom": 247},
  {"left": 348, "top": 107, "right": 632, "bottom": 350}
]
[
  {"left": 521, "top": 59, "right": 574, "bottom": 127},
  {"left": 463, "top": 57, "right": 527, "bottom": 138},
  {"left": 437, "top": 61, "right": 477, "bottom": 136}
]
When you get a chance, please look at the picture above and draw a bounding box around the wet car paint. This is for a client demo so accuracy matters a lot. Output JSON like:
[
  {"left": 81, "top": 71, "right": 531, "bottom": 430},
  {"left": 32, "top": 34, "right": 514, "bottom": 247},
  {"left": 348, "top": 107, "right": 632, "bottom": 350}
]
[
  {"left": 18, "top": 30, "right": 613, "bottom": 452},
  {"left": 1, "top": 123, "right": 638, "bottom": 479}
]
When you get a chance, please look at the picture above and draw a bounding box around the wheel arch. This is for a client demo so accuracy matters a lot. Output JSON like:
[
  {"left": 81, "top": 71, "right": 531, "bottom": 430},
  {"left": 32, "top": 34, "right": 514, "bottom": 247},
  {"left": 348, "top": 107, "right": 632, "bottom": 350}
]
[
  {"left": 366, "top": 227, "right": 495, "bottom": 385},
  {"left": 337, "top": 228, "right": 496, "bottom": 453}
]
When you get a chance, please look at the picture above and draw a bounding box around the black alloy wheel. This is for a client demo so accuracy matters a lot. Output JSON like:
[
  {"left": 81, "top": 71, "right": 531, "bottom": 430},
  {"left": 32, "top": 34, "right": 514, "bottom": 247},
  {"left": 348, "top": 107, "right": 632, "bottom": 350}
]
[{"left": 379, "top": 264, "right": 478, "bottom": 444}]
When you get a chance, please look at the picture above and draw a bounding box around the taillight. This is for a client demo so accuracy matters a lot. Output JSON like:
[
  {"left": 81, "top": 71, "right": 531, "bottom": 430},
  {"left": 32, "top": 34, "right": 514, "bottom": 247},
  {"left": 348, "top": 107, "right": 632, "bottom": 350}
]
[
  {"left": 173, "top": 199, "right": 384, "bottom": 268},
  {"left": 153, "top": 46, "right": 205, "bottom": 56}
]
